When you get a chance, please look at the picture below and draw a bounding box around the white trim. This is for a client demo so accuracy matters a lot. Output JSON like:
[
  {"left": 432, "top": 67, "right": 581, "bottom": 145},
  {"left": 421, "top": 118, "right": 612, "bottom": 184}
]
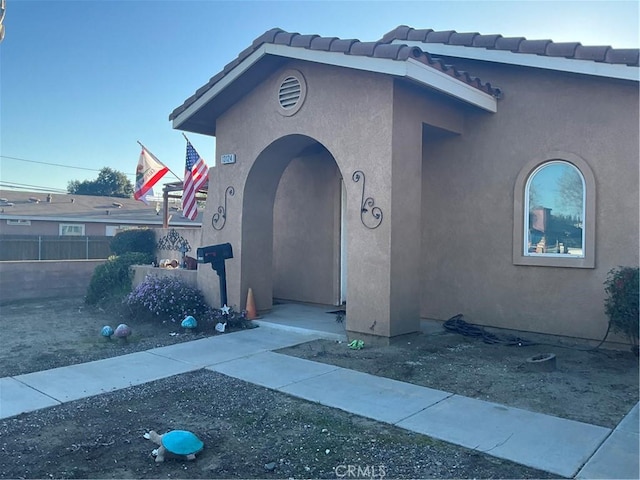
[
  {"left": 173, "top": 47, "right": 268, "bottom": 129},
  {"left": 394, "top": 41, "right": 639, "bottom": 82},
  {"left": 406, "top": 58, "right": 496, "bottom": 112},
  {"left": 172, "top": 42, "right": 498, "bottom": 128}
]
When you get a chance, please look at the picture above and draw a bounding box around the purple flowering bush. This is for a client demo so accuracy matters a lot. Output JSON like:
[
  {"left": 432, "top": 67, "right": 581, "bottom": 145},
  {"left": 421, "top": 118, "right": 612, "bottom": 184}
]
[{"left": 123, "top": 275, "right": 210, "bottom": 324}]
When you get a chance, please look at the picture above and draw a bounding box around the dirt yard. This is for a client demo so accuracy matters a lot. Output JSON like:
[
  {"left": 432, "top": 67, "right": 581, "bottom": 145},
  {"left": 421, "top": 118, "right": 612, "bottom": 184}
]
[
  {"left": 0, "top": 296, "right": 637, "bottom": 479},
  {"left": 279, "top": 322, "right": 639, "bottom": 429}
]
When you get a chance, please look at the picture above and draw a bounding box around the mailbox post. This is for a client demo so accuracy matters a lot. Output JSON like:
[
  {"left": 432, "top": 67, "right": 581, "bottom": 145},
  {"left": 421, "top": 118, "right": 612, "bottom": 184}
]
[{"left": 197, "top": 243, "right": 233, "bottom": 307}]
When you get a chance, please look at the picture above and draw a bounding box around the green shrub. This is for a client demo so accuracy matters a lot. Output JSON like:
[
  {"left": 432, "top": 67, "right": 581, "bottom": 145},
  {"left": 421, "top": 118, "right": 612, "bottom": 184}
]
[
  {"left": 123, "top": 275, "right": 210, "bottom": 323},
  {"left": 85, "top": 252, "right": 152, "bottom": 306},
  {"left": 604, "top": 266, "right": 639, "bottom": 353},
  {"left": 110, "top": 229, "right": 156, "bottom": 257}
]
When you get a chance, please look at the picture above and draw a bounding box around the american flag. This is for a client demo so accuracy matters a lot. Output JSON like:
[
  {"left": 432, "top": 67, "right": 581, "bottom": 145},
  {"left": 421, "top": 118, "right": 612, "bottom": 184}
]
[{"left": 182, "top": 141, "right": 209, "bottom": 220}]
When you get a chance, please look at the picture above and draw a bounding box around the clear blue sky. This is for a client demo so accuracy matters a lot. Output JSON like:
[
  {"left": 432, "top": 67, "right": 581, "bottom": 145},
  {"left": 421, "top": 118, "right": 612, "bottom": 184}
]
[{"left": 1, "top": 0, "right": 638, "bottom": 194}]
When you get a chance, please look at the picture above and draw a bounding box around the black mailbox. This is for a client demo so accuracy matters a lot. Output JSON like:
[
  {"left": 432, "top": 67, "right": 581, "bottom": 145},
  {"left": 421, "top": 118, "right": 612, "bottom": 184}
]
[
  {"left": 197, "top": 243, "right": 233, "bottom": 265},
  {"left": 197, "top": 243, "right": 234, "bottom": 308}
]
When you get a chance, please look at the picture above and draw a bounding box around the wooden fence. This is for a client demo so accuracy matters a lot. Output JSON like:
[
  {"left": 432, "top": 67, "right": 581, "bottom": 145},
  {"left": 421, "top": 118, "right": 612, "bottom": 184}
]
[{"left": 0, "top": 236, "right": 113, "bottom": 261}]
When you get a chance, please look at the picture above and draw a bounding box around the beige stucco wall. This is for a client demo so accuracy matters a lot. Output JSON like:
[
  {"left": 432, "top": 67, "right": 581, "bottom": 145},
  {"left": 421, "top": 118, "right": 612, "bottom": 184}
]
[
  {"left": 419, "top": 60, "right": 639, "bottom": 341},
  {"left": 201, "top": 61, "right": 391, "bottom": 326},
  {"left": 192, "top": 54, "right": 637, "bottom": 341},
  {"left": 132, "top": 265, "right": 198, "bottom": 289},
  {"left": 199, "top": 60, "right": 462, "bottom": 337},
  {"left": 272, "top": 150, "right": 342, "bottom": 305}
]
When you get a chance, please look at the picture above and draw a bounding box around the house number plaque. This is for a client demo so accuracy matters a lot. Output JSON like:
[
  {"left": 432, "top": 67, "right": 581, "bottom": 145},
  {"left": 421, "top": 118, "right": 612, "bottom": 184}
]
[{"left": 221, "top": 153, "right": 236, "bottom": 165}]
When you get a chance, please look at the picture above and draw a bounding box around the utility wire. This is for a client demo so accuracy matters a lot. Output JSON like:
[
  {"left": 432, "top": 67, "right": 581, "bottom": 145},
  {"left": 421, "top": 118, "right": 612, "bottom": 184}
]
[
  {"left": 0, "top": 155, "right": 136, "bottom": 179},
  {"left": 0, "top": 182, "right": 68, "bottom": 193},
  {"left": 0, "top": 155, "right": 103, "bottom": 172}
]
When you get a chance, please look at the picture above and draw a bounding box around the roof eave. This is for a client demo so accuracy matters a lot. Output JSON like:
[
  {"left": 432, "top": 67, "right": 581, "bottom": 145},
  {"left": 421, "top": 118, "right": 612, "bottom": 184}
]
[
  {"left": 171, "top": 43, "right": 498, "bottom": 132},
  {"left": 394, "top": 40, "right": 640, "bottom": 81}
]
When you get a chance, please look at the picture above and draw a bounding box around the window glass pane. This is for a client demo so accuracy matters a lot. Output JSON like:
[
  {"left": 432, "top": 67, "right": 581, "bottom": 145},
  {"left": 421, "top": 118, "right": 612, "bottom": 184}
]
[
  {"left": 526, "top": 162, "right": 584, "bottom": 256},
  {"left": 60, "top": 224, "right": 85, "bottom": 236}
]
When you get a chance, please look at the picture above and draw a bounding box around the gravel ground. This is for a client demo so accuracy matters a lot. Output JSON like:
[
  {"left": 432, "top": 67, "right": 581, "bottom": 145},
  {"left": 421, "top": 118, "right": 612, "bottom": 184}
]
[
  {"left": 0, "top": 369, "right": 555, "bottom": 479},
  {"left": 1, "top": 296, "right": 636, "bottom": 479}
]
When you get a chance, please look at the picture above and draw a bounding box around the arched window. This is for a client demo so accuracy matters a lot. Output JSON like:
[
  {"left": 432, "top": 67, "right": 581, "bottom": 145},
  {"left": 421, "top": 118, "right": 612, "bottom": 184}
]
[
  {"left": 524, "top": 161, "right": 585, "bottom": 257},
  {"left": 513, "top": 152, "right": 595, "bottom": 268}
]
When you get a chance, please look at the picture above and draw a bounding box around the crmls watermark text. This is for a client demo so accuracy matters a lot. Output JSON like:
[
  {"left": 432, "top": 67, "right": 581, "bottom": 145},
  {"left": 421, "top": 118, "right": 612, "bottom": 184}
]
[{"left": 334, "top": 464, "right": 386, "bottom": 479}]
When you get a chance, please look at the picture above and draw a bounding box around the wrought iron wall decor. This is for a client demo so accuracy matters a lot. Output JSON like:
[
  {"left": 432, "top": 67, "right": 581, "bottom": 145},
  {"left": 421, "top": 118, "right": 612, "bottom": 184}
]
[
  {"left": 352, "top": 170, "right": 383, "bottom": 229},
  {"left": 212, "top": 186, "right": 235, "bottom": 231},
  {"left": 156, "top": 228, "right": 191, "bottom": 253}
]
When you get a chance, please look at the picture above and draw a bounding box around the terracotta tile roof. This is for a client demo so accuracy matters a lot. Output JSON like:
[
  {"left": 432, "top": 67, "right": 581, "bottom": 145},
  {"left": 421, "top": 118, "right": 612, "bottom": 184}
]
[
  {"left": 169, "top": 27, "right": 499, "bottom": 122},
  {"left": 170, "top": 25, "right": 638, "bottom": 123},
  {"left": 380, "top": 26, "right": 640, "bottom": 67}
]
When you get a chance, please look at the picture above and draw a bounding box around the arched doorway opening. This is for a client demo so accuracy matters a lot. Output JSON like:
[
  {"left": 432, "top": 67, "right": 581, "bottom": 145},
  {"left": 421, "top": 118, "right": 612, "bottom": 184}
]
[{"left": 241, "top": 134, "right": 345, "bottom": 312}]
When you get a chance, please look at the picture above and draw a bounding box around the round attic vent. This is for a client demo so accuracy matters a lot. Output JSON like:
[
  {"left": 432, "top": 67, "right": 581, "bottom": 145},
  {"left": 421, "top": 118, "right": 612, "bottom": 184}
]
[{"left": 277, "top": 70, "right": 306, "bottom": 116}]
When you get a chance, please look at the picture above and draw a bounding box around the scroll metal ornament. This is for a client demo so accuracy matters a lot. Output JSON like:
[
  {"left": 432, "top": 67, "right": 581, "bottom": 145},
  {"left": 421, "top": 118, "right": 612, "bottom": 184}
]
[
  {"left": 352, "top": 170, "right": 383, "bottom": 229},
  {"left": 212, "top": 186, "right": 235, "bottom": 231},
  {"left": 156, "top": 228, "right": 191, "bottom": 253}
]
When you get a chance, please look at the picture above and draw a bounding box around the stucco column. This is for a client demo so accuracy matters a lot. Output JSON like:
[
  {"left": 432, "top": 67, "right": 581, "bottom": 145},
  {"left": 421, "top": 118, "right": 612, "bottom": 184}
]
[
  {"left": 388, "top": 97, "right": 423, "bottom": 336},
  {"left": 345, "top": 107, "right": 422, "bottom": 339}
]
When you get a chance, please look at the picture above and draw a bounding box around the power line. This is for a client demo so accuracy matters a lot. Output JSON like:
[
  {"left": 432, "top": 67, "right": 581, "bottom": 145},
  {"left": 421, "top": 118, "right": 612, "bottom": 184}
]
[
  {"left": 0, "top": 155, "right": 103, "bottom": 172},
  {"left": 0, "top": 182, "right": 68, "bottom": 193},
  {"left": 1, "top": 155, "right": 137, "bottom": 179}
]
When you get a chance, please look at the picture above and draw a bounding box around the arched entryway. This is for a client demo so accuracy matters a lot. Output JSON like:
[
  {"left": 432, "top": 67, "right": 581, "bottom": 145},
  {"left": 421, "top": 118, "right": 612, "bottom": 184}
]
[{"left": 240, "top": 134, "right": 344, "bottom": 312}]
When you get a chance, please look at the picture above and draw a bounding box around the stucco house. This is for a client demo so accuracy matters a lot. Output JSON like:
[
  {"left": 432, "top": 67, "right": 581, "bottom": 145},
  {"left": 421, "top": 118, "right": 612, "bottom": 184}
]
[{"left": 169, "top": 26, "right": 639, "bottom": 344}]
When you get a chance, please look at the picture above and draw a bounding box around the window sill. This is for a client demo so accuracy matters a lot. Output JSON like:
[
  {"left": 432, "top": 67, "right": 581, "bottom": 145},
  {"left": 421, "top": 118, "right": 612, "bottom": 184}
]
[{"left": 513, "top": 254, "right": 594, "bottom": 269}]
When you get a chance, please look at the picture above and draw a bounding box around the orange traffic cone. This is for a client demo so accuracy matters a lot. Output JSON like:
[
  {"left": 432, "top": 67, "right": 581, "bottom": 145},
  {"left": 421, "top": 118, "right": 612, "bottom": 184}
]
[{"left": 245, "top": 288, "right": 258, "bottom": 320}]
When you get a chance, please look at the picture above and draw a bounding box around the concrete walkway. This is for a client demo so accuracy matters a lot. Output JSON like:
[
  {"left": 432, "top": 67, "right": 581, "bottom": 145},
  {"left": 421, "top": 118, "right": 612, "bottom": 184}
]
[{"left": 1, "top": 311, "right": 638, "bottom": 479}]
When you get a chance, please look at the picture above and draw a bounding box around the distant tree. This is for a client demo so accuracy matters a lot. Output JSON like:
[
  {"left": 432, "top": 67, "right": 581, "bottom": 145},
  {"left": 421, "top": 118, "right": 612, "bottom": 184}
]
[
  {"left": 68, "top": 167, "right": 134, "bottom": 198},
  {"left": 557, "top": 167, "right": 583, "bottom": 218}
]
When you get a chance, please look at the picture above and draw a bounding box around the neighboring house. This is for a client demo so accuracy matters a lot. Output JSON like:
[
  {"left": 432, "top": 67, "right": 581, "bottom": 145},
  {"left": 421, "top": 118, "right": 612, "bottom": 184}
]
[
  {"left": 169, "top": 26, "right": 639, "bottom": 343},
  {"left": 0, "top": 190, "right": 202, "bottom": 237}
]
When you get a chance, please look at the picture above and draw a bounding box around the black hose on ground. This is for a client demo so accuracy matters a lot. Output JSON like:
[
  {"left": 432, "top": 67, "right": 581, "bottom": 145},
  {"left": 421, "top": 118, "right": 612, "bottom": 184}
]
[
  {"left": 442, "top": 314, "right": 612, "bottom": 352},
  {"left": 443, "top": 314, "right": 537, "bottom": 347}
]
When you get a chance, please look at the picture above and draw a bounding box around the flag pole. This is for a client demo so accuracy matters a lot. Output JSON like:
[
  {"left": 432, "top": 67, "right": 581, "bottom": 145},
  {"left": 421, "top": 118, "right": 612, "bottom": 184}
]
[{"left": 137, "top": 140, "right": 181, "bottom": 181}]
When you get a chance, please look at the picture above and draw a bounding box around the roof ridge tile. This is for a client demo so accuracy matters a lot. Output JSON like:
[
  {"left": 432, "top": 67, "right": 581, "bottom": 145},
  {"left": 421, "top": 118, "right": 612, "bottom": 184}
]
[
  {"left": 494, "top": 36, "right": 526, "bottom": 52},
  {"left": 309, "top": 36, "right": 338, "bottom": 51},
  {"left": 348, "top": 41, "right": 381, "bottom": 57},
  {"left": 329, "top": 38, "right": 359, "bottom": 53},
  {"left": 426, "top": 30, "right": 456, "bottom": 43},
  {"left": 379, "top": 25, "right": 638, "bottom": 67},
  {"left": 290, "top": 33, "right": 319, "bottom": 48},
  {"left": 380, "top": 25, "right": 412, "bottom": 43},
  {"left": 449, "top": 32, "right": 480, "bottom": 46},
  {"left": 518, "top": 39, "right": 552, "bottom": 55},
  {"left": 472, "top": 34, "right": 503, "bottom": 48},
  {"left": 545, "top": 42, "right": 581, "bottom": 58},
  {"left": 251, "top": 28, "right": 284, "bottom": 48},
  {"left": 574, "top": 44, "right": 612, "bottom": 62}
]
